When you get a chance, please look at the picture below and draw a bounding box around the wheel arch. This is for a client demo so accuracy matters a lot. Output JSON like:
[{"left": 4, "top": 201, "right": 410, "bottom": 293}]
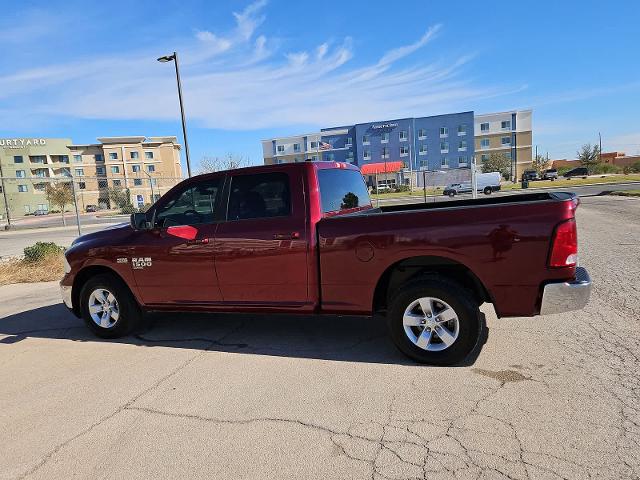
[
  {"left": 372, "top": 255, "right": 493, "bottom": 314},
  {"left": 71, "top": 265, "right": 140, "bottom": 317}
]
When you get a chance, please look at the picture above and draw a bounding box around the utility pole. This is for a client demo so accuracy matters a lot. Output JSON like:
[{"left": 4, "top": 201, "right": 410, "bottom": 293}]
[
  {"left": 599, "top": 132, "right": 602, "bottom": 162},
  {"left": 0, "top": 158, "right": 11, "bottom": 229}
]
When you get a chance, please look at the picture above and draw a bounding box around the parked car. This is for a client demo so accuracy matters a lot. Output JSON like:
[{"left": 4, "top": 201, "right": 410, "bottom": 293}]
[
  {"left": 61, "top": 162, "right": 591, "bottom": 365},
  {"left": 33, "top": 209, "right": 49, "bottom": 216},
  {"left": 563, "top": 167, "right": 588, "bottom": 178},
  {"left": 522, "top": 170, "right": 540, "bottom": 181},
  {"left": 443, "top": 172, "right": 502, "bottom": 197},
  {"left": 542, "top": 169, "right": 558, "bottom": 181},
  {"left": 85, "top": 205, "right": 97, "bottom": 213}
]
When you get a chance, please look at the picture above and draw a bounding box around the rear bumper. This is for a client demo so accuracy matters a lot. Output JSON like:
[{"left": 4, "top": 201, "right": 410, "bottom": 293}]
[{"left": 540, "top": 267, "right": 591, "bottom": 315}]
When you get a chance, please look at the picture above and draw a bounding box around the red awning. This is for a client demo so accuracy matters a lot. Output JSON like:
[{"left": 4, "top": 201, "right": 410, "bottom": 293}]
[{"left": 359, "top": 161, "right": 404, "bottom": 175}]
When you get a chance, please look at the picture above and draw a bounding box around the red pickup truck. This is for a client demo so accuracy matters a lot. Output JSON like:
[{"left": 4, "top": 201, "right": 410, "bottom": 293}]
[{"left": 60, "top": 162, "right": 591, "bottom": 365}]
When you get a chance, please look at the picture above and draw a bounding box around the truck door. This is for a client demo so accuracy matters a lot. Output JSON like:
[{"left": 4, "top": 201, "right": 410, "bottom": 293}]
[
  {"left": 213, "top": 170, "right": 309, "bottom": 307},
  {"left": 128, "top": 176, "right": 224, "bottom": 306}
]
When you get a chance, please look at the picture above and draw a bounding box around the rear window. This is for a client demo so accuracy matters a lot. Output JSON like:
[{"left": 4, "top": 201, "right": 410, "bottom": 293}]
[
  {"left": 317, "top": 168, "right": 371, "bottom": 214},
  {"left": 227, "top": 172, "right": 291, "bottom": 221}
]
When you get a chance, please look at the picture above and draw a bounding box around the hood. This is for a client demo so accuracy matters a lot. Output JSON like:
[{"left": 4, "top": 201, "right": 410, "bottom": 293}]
[{"left": 71, "top": 222, "right": 130, "bottom": 247}]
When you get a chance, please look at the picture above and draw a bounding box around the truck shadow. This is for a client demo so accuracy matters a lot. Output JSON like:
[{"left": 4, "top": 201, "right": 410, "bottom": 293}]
[{"left": 0, "top": 303, "right": 486, "bottom": 366}]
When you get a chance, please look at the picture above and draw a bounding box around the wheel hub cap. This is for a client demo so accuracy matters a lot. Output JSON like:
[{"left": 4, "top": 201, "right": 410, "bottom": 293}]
[
  {"left": 88, "top": 288, "right": 120, "bottom": 329},
  {"left": 402, "top": 296, "right": 460, "bottom": 352}
]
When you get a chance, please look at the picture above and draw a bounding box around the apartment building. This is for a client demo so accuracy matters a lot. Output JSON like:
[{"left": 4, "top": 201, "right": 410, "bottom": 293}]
[
  {"left": 474, "top": 110, "right": 533, "bottom": 179},
  {"left": 0, "top": 136, "right": 182, "bottom": 216}
]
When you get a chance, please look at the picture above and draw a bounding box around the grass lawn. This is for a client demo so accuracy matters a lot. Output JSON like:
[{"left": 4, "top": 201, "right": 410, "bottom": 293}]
[
  {"left": 609, "top": 190, "right": 640, "bottom": 197},
  {"left": 501, "top": 174, "right": 640, "bottom": 191}
]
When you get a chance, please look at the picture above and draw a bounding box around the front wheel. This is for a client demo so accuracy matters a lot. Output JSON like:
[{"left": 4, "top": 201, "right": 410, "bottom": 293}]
[
  {"left": 387, "top": 276, "right": 483, "bottom": 365},
  {"left": 448, "top": 191, "right": 456, "bottom": 197},
  {"left": 80, "top": 273, "right": 141, "bottom": 338}
]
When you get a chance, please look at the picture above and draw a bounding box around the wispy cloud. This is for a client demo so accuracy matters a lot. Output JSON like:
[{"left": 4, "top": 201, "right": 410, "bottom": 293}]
[{"left": 0, "top": 1, "right": 516, "bottom": 131}]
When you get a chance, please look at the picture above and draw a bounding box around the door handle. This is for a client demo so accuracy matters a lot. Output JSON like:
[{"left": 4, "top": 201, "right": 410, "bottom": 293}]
[
  {"left": 273, "top": 232, "right": 300, "bottom": 240},
  {"left": 187, "top": 238, "right": 210, "bottom": 245}
]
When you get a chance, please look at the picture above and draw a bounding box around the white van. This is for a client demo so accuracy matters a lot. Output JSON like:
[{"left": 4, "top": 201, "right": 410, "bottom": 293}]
[{"left": 443, "top": 172, "right": 502, "bottom": 197}]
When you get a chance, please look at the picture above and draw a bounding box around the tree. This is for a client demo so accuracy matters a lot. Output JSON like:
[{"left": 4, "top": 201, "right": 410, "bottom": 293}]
[
  {"left": 481, "top": 152, "right": 511, "bottom": 179},
  {"left": 198, "top": 153, "right": 250, "bottom": 173},
  {"left": 532, "top": 153, "right": 550, "bottom": 174},
  {"left": 577, "top": 143, "right": 601, "bottom": 173},
  {"left": 45, "top": 182, "right": 74, "bottom": 226},
  {"left": 108, "top": 187, "right": 133, "bottom": 212}
]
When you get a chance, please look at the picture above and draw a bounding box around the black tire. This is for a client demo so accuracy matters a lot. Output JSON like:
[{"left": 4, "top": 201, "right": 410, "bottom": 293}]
[
  {"left": 79, "top": 273, "right": 141, "bottom": 338},
  {"left": 448, "top": 191, "right": 456, "bottom": 197},
  {"left": 483, "top": 186, "right": 492, "bottom": 195},
  {"left": 387, "top": 276, "right": 483, "bottom": 365}
]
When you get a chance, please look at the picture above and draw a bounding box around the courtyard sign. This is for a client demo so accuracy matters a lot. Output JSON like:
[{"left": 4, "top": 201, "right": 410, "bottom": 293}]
[{"left": 0, "top": 138, "right": 47, "bottom": 149}]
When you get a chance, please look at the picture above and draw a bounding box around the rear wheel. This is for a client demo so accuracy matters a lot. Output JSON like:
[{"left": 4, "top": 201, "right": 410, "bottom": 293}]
[
  {"left": 80, "top": 274, "right": 141, "bottom": 338},
  {"left": 387, "top": 276, "right": 483, "bottom": 365},
  {"left": 448, "top": 191, "right": 456, "bottom": 197},
  {"left": 483, "top": 186, "right": 492, "bottom": 195}
]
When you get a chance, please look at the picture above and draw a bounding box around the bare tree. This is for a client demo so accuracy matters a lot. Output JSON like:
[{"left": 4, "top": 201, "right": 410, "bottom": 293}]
[
  {"left": 45, "top": 182, "right": 74, "bottom": 226},
  {"left": 198, "top": 153, "right": 251, "bottom": 173},
  {"left": 532, "top": 153, "right": 550, "bottom": 174}
]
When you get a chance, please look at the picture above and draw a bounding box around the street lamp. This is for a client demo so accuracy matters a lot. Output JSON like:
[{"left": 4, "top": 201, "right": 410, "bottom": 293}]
[{"left": 157, "top": 51, "right": 192, "bottom": 178}]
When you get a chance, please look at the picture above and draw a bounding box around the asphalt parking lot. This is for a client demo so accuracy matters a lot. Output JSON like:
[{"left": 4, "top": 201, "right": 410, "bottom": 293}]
[{"left": 1, "top": 195, "right": 639, "bottom": 479}]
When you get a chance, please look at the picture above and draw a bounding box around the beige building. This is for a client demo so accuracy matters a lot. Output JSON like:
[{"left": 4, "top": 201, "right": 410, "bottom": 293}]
[
  {"left": 474, "top": 110, "right": 533, "bottom": 180},
  {"left": 0, "top": 136, "right": 182, "bottom": 219}
]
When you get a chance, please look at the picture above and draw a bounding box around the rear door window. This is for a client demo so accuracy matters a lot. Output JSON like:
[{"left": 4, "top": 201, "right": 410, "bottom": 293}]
[
  {"left": 317, "top": 168, "right": 371, "bottom": 214},
  {"left": 227, "top": 172, "right": 291, "bottom": 221}
]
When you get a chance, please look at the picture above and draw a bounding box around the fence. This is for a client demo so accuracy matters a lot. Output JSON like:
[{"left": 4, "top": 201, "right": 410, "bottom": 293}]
[{"left": 0, "top": 174, "right": 183, "bottom": 232}]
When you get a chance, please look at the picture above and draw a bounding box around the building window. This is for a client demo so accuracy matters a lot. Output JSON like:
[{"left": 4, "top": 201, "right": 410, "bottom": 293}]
[
  {"left": 480, "top": 122, "right": 489, "bottom": 132},
  {"left": 399, "top": 130, "right": 408, "bottom": 141},
  {"left": 380, "top": 132, "right": 389, "bottom": 143},
  {"left": 381, "top": 147, "right": 389, "bottom": 159},
  {"left": 481, "top": 154, "right": 489, "bottom": 162},
  {"left": 75, "top": 168, "right": 85, "bottom": 176},
  {"left": 458, "top": 140, "right": 467, "bottom": 151},
  {"left": 440, "top": 127, "right": 448, "bottom": 137},
  {"left": 480, "top": 138, "right": 490, "bottom": 149},
  {"left": 132, "top": 165, "right": 141, "bottom": 172},
  {"left": 501, "top": 120, "right": 511, "bottom": 130},
  {"left": 440, "top": 141, "right": 449, "bottom": 153},
  {"left": 31, "top": 155, "right": 46, "bottom": 163},
  {"left": 363, "top": 149, "right": 371, "bottom": 160},
  {"left": 418, "top": 129, "right": 427, "bottom": 139},
  {"left": 419, "top": 144, "right": 427, "bottom": 155},
  {"left": 18, "top": 185, "right": 28, "bottom": 192},
  {"left": 347, "top": 151, "right": 354, "bottom": 161},
  {"left": 277, "top": 145, "right": 285, "bottom": 153},
  {"left": 293, "top": 143, "right": 300, "bottom": 152},
  {"left": 310, "top": 141, "right": 318, "bottom": 149},
  {"left": 505, "top": 151, "right": 512, "bottom": 160},
  {"left": 147, "top": 165, "right": 155, "bottom": 172},
  {"left": 60, "top": 155, "right": 69, "bottom": 163},
  {"left": 113, "top": 179, "right": 122, "bottom": 187},
  {"left": 311, "top": 155, "right": 318, "bottom": 161},
  {"left": 362, "top": 135, "right": 370, "bottom": 145},
  {"left": 458, "top": 156, "right": 468, "bottom": 166},
  {"left": 73, "top": 155, "right": 82, "bottom": 163},
  {"left": 78, "top": 182, "right": 86, "bottom": 190},
  {"left": 400, "top": 145, "right": 409, "bottom": 157},
  {"left": 458, "top": 124, "right": 467, "bottom": 135},
  {"left": 327, "top": 153, "right": 335, "bottom": 161},
  {"left": 14, "top": 155, "right": 24, "bottom": 163},
  {"left": 109, "top": 152, "right": 118, "bottom": 160},
  {"left": 501, "top": 136, "right": 511, "bottom": 146},
  {"left": 441, "top": 157, "right": 449, "bottom": 168},
  {"left": 144, "top": 151, "right": 154, "bottom": 159},
  {"left": 419, "top": 160, "right": 429, "bottom": 169},
  {"left": 111, "top": 166, "right": 120, "bottom": 174},
  {"left": 346, "top": 137, "right": 353, "bottom": 146},
  {"left": 134, "top": 178, "right": 143, "bottom": 186},
  {"left": 131, "top": 151, "right": 139, "bottom": 159},
  {"left": 95, "top": 154, "right": 104, "bottom": 162},
  {"left": 15, "top": 170, "right": 26, "bottom": 178}
]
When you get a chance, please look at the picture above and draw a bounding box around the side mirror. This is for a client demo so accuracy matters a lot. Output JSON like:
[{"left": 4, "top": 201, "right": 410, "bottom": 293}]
[{"left": 130, "top": 212, "right": 152, "bottom": 230}]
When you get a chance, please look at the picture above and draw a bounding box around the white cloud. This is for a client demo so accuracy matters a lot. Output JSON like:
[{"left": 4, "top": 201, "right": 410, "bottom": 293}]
[{"left": 0, "top": 2, "right": 516, "bottom": 131}]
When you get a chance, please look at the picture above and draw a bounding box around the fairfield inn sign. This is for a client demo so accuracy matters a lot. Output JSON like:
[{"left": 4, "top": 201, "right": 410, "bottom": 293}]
[{"left": 0, "top": 138, "right": 47, "bottom": 149}]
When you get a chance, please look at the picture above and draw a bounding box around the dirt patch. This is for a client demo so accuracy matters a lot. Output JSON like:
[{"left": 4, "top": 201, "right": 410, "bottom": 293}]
[
  {"left": 472, "top": 368, "right": 530, "bottom": 384},
  {"left": 0, "top": 253, "right": 64, "bottom": 286}
]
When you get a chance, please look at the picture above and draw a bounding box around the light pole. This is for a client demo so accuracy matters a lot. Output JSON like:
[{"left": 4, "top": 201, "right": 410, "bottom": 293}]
[{"left": 157, "top": 51, "right": 192, "bottom": 178}]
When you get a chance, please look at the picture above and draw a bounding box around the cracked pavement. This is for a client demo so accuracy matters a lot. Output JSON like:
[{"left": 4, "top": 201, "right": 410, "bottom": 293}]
[{"left": 1, "top": 195, "right": 639, "bottom": 479}]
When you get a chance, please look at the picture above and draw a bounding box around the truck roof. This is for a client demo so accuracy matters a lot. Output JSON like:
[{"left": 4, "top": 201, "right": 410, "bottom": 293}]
[{"left": 188, "top": 161, "right": 360, "bottom": 181}]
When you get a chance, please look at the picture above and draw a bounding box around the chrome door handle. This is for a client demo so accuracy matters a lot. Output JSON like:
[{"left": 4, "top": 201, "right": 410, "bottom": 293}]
[
  {"left": 273, "top": 232, "right": 300, "bottom": 240},
  {"left": 187, "top": 238, "right": 210, "bottom": 245}
]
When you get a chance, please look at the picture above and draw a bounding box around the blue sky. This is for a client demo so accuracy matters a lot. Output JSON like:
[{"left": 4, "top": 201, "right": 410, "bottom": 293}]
[{"left": 1, "top": 0, "right": 639, "bottom": 172}]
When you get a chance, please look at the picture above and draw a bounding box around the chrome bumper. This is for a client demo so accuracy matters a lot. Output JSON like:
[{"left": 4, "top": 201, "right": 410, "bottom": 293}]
[
  {"left": 60, "top": 284, "right": 73, "bottom": 309},
  {"left": 540, "top": 267, "right": 591, "bottom": 315}
]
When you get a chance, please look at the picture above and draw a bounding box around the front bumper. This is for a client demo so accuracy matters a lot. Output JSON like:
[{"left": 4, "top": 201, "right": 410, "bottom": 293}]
[
  {"left": 60, "top": 283, "right": 73, "bottom": 310},
  {"left": 540, "top": 267, "right": 591, "bottom": 315}
]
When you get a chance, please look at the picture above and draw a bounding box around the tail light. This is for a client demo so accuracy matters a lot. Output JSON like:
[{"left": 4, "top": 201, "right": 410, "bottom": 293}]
[{"left": 549, "top": 218, "right": 578, "bottom": 267}]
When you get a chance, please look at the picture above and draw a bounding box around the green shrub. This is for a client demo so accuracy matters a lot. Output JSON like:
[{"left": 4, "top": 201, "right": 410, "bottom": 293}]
[
  {"left": 631, "top": 161, "right": 640, "bottom": 174},
  {"left": 393, "top": 185, "right": 410, "bottom": 193},
  {"left": 23, "top": 242, "right": 63, "bottom": 263},
  {"left": 556, "top": 166, "right": 574, "bottom": 176},
  {"left": 592, "top": 163, "right": 621, "bottom": 174},
  {"left": 120, "top": 204, "right": 137, "bottom": 214}
]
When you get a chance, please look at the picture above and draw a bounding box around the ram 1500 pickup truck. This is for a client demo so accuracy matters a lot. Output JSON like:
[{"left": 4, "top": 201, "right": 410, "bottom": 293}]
[{"left": 60, "top": 162, "right": 591, "bottom": 365}]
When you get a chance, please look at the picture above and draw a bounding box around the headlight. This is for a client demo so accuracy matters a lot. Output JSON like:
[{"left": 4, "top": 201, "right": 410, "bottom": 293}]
[{"left": 63, "top": 255, "right": 71, "bottom": 274}]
